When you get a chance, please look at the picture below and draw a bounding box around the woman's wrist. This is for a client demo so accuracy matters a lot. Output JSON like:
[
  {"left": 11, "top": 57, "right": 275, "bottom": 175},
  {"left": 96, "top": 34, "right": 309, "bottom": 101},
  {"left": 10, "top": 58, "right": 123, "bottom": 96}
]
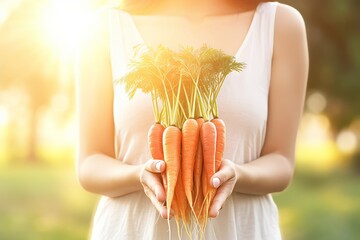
[
  {"left": 233, "top": 162, "right": 263, "bottom": 194},
  {"left": 117, "top": 162, "right": 144, "bottom": 192},
  {"left": 233, "top": 163, "right": 250, "bottom": 194},
  {"left": 231, "top": 153, "right": 294, "bottom": 195}
]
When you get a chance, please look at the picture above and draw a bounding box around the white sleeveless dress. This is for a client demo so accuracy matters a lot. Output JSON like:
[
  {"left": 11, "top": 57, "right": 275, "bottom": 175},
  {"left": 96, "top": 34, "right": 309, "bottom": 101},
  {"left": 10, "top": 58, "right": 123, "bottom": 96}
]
[{"left": 91, "top": 2, "right": 281, "bottom": 239}]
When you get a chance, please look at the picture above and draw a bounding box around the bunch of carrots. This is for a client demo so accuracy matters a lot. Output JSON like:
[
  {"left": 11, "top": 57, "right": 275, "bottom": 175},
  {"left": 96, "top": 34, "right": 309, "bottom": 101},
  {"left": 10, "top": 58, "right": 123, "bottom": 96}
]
[{"left": 116, "top": 44, "right": 245, "bottom": 239}]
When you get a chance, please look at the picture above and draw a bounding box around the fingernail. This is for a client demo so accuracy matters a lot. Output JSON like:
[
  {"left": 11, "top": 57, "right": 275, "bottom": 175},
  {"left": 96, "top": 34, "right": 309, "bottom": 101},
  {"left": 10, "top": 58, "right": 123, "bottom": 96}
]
[
  {"left": 155, "top": 162, "right": 162, "bottom": 171},
  {"left": 212, "top": 178, "right": 220, "bottom": 188},
  {"left": 216, "top": 210, "right": 219, "bottom": 217}
]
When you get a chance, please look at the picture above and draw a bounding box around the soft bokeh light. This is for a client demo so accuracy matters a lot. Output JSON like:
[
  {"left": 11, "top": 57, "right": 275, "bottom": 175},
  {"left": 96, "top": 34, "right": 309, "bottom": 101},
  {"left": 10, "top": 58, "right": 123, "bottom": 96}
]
[
  {"left": 296, "top": 113, "right": 342, "bottom": 172},
  {"left": 336, "top": 130, "right": 358, "bottom": 154},
  {"left": 50, "top": 93, "right": 70, "bottom": 114},
  {"left": 306, "top": 91, "right": 327, "bottom": 113},
  {"left": 0, "top": 87, "right": 30, "bottom": 123}
]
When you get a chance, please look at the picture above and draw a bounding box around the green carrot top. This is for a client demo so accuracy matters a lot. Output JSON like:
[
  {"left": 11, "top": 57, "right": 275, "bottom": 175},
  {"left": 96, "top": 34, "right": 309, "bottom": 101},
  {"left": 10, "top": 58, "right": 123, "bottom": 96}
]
[{"left": 114, "top": 43, "right": 246, "bottom": 128}]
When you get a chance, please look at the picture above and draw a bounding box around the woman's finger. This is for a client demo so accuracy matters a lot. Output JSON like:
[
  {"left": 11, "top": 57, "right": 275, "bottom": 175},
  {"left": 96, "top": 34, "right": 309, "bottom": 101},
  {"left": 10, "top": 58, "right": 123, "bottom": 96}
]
[
  {"left": 140, "top": 171, "right": 166, "bottom": 203},
  {"left": 208, "top": 183, "right": 232, "bottom": 218},
  {"left": 210, "top": 163, "right": 235, "bottom": 189},
  {"left": 143, "top": 184, "right": 172, "bottom": 219},
  {"left": 144, "top": 159, "right": 165, "bottom": 173},
  {"left": 208, "top": 159, "right": 237, "bottom": 218}
]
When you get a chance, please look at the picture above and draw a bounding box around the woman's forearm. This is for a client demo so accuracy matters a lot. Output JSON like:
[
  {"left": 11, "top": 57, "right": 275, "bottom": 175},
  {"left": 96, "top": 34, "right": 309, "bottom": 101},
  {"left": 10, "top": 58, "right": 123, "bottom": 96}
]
[
  {"left": 233, "top": 153, "right": 294, "bottom": 195},
  {"left": 77, "top": 152, "right": 293, "bottom": 197},
  {"left": 77, "top": 153, "right": 143, "bottom": 198}
]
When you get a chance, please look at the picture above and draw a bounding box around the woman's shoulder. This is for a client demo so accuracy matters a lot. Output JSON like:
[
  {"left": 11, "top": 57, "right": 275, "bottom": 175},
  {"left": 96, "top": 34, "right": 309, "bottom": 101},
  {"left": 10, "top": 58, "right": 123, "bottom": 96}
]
[
  {"left": 274, "top": 3, "right": 307, "bottom": 36},
  {"left": 271, "top": 3, "right": 309, "bottom": 79},
  {"left": 271, "top": 2, "right": 307, "bottom": 57}
]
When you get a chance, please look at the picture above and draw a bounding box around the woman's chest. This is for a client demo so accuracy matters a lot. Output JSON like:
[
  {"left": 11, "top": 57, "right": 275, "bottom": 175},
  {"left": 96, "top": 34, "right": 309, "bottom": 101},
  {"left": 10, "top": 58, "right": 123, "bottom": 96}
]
[{"left": 129, "top": 10, "right": 255, "bottom": 57}]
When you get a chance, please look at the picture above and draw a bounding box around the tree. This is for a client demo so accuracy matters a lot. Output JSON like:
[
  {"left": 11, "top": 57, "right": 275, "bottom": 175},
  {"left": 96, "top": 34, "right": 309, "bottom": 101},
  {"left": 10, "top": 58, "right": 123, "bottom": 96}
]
[{"left": 0, "top": 0, "right": 70, "bottom": 163}]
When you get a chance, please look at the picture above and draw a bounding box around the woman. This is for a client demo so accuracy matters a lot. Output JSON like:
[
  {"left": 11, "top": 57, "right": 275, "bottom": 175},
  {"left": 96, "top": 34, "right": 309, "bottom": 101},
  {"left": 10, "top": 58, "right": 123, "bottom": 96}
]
[{"left": 75, "top": 0, "right": 308, "bottom": 239}]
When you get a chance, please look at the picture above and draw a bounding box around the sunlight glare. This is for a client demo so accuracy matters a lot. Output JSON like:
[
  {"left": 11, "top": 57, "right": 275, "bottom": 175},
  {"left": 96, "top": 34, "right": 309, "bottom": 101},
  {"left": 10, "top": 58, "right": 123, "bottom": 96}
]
[
  {"left": 42, "top": 0, "right": 94, "bottom": 59},
  {"left": 0, "top": 0, "right": 23, "bottom": 25},
  {"left": 0, "top": 106, "right": 9, "bottom": 126}
]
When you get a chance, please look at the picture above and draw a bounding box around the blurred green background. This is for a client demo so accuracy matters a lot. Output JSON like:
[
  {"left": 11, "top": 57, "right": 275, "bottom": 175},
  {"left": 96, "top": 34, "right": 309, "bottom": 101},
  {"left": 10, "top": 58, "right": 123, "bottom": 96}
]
[{"left": 0, "top": 0, "right": 359, "bottom": 239}]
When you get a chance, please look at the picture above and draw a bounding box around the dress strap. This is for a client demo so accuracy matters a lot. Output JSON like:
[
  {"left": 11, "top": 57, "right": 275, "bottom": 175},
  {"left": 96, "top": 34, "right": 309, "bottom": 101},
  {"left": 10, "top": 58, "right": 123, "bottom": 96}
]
[
  {"left": 257, "top": 2, "right": 279, "bottom": 60},
  {"left": 245, "top": 2, "right": 278, "bottom": 90}
]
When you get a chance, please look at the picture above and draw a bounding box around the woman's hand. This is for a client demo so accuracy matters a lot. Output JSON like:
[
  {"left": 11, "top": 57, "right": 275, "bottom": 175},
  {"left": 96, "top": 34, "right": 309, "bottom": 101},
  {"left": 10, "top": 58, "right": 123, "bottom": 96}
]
[
  {"left": 209, "top": 159, "right": 238, "bottom": 218},
  {"left": 140, "top": 159, "right": 172, "bottom": 219}
]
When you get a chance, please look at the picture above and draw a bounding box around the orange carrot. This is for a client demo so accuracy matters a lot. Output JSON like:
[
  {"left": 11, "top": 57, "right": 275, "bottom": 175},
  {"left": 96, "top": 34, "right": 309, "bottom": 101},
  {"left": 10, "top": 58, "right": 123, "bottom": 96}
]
[
  {"left": 200, "top": 121, "right": 217, "bottom": 226},
  {"left": 148, "top": 123, "right": 165, "bottom": 160},
  {"left": 200, "top": 121, "right": 217, "bottom": 193},
  {"left": 174, "top": 168, "right": 191, "bottom": 238},
  {"left": 175, "top": 170, "right": 191, "bottom": 223},
  {"left": 200, "top": 161, "right": 211, "bottom": 232},
  {"left": 163, "top": 125, "right": 182, "bottom": 220},
  {"left": 171, "top": 187, "right": 182, "bottom": 238},
  {"left": 210, "top": 118, "right": 226, "bottom": 172},
  {"left": 201, "top": 162, "right": 207, "bottom": 195},
  {"left": 193, "top": 118, "right": 204, "bottom": 208},
  {"left": 148, "top": 123, "right": 167, "bottom": 189},
  {"left": 194, "top": 186, "right": 205, "bottom": 230},
  {"left": 181, "top": 118, "right": 199, "bottom": 207}
]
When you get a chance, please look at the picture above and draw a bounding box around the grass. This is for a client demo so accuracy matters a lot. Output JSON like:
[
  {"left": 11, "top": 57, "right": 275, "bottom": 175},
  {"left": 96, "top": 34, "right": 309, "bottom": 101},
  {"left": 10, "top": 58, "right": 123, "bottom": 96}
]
[
  {"left": 0, "top": 166, "right": 359, "bottom": 239},
  {"left": 0, "top": 166, "right": 98, "bottom": 240},
  {"left": 274, "top": 169, "right": 360, "bottom": 240}
]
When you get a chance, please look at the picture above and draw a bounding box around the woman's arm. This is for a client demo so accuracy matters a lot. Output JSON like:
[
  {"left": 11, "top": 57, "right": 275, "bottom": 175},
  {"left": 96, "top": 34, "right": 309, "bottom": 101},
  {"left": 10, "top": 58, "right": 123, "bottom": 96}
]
[
  {"left": 75, "top": 11, "right": 143, "bottom": 198},
  {"left": 234, "top": 4, "right": 309, "bottom": 195},
  {"left": 75, "top": 12, "right": 169, "bottom": 216},
  {"left": 209, "top": 4, "right": 309, "bottom": 216}
]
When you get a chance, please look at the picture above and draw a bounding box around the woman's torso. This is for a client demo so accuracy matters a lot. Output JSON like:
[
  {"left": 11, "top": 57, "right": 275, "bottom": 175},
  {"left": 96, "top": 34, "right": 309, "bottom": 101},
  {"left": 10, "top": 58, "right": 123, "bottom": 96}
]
[{"left": 91, "top": 2, "right": 282, "bottom": 239}]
